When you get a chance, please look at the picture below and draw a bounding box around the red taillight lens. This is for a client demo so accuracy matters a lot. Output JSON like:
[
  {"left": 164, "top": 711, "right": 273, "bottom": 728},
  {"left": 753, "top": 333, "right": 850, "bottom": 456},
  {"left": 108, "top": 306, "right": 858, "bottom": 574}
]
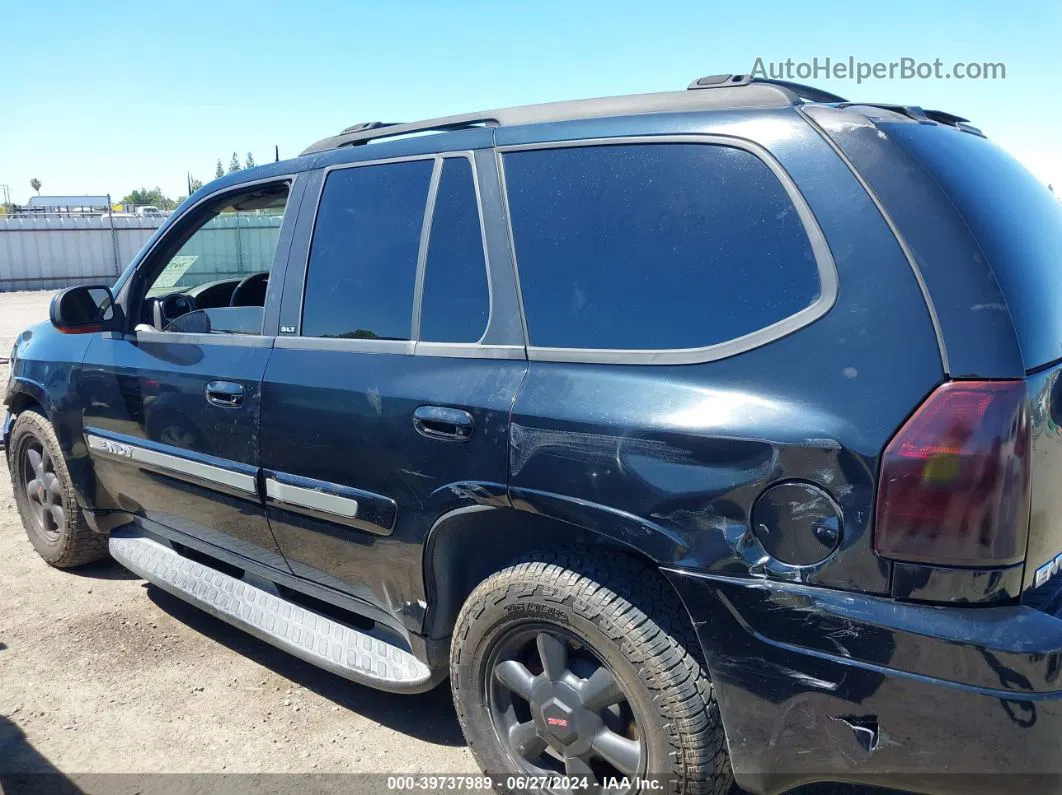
[{"left": 874, "top": 380, "right": 1030, "bottom": 567}]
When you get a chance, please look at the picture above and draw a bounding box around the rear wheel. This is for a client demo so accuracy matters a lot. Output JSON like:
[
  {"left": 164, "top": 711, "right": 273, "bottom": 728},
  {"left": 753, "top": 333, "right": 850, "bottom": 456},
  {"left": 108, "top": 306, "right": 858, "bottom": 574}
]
[
  {"left": 9, "top": 410, "right": 107, "bottom": 567},
  {"left": 450, "top": 551, "right": 732, "bottom": 794}
]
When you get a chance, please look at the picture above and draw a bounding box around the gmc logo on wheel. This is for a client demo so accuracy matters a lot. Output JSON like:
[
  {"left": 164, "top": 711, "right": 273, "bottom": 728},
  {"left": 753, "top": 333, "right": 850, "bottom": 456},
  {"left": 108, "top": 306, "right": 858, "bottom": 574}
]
[{"left": 546, "top": 717, "right": 568, "bottom": 728}]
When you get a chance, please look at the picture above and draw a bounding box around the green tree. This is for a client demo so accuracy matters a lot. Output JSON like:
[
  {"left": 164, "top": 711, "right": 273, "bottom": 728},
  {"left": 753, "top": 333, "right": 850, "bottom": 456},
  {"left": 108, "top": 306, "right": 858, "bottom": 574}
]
[
  {"left": 215, "top": 159, "right": 225, "bottom": 179},
  {"left": 228, "top": 152, "right": 241, "bottom": 174},
  {"left": 29, "top": 178, "right": 41, "bottom": 195},
  {"left": 188, "top": 175, "right": 203, "bottom": 193},
  {"left": 121, "top": 187, "right": 177, "bottom": 211},
  {"left": 245, "top": 152, "right": 256, "bottom": 169}
]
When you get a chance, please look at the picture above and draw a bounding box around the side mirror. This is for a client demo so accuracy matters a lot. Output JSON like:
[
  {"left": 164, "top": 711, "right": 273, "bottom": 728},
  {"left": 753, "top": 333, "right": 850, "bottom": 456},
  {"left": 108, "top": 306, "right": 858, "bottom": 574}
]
[{"left": 49, "top": 285, "right": 124, "bottom": 334}]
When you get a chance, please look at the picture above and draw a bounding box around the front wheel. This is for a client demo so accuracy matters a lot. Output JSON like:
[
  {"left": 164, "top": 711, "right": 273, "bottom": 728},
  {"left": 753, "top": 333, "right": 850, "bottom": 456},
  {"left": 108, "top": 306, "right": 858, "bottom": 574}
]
[
  {"left": 450, "top": 551, "right": 732, "bottom": 794},
  {"left": 9, "top": 409, "right": 107, "bottom": 567}
]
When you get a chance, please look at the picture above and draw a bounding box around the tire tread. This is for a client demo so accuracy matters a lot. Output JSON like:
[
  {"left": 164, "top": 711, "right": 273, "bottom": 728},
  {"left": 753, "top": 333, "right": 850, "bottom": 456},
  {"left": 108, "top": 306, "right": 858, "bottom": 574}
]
[
  {"left": 9, "top": 409, "right": 108, "bottom": 568},
  {"left": 451, "top": 549, "right": 731, "bottom": 794}
]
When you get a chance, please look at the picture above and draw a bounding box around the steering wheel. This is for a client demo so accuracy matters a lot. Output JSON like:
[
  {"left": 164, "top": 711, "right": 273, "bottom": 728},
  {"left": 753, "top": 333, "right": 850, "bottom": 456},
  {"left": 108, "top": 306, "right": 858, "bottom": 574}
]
[
  {"left": 155, "top": 292, "right": 197, "bottom": 329},
  {"left": 230, "top": 271, "right": 270, "bottom": 307}
]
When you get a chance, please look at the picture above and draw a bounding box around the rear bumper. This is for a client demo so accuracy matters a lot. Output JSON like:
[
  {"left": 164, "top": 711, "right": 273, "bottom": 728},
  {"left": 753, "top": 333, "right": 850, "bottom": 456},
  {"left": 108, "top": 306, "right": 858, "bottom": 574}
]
[{"left": 664, "top": 569, "right": 1062, "bottom": 795}]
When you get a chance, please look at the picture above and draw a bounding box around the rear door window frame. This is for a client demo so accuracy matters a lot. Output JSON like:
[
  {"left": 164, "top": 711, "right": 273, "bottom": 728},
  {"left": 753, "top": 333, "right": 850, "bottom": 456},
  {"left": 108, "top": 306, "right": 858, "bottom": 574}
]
[
  {"left": 496, "top": 134, "right": 838, "bottom": 365},
  {"left": 277, "top": 148, "right": 524, "bottom": 360}
]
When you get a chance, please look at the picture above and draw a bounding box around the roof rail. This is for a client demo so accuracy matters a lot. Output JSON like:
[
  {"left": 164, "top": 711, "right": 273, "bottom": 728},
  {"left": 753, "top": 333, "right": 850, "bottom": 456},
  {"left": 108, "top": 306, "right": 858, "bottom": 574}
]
[
  {"left": 687, "top": 73, "right": 848, "bottom": 103},
  {"left": 302, "top": 114, "right": 501, "bottom": 155},
  {"left": 752, "top": 78, "right": 848, "bottom": 104},
  {"left": 301, "top": 74, "right": 844, "bottom": 156},
  {"left": 686, "top": 73, "right": 753, "bottom": 89},
  {"left": 338, "top": 121, "right": 399, "bottom": 135}
]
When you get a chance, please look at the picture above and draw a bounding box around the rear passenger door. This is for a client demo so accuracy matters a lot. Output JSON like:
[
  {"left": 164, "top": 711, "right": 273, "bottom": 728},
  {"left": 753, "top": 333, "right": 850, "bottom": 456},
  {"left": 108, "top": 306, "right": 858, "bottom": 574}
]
[{"left": 259, "top": 146, "right": 527, "bottom": 623}]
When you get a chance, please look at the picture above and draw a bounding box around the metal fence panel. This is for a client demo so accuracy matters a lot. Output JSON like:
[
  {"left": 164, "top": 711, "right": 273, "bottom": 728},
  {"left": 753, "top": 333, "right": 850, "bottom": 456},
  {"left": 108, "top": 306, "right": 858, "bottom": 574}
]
[
  {"left": 0, "top": 216, "right": 159, "bottom": 291},
  {"left": 0, "top": 214, "right": 281, "bottom": 292}
]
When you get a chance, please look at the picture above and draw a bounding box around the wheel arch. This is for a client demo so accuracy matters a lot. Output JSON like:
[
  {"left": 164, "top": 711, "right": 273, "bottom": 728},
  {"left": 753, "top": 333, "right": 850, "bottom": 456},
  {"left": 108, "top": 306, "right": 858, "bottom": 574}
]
[
  {"left": 5, "top": 377, "right": 50, "bottom": 418},
  {"left": 5, "top": 376, "right": 109, "bottom": 516},
  {"left": 421, "top": 504, "right": 695, "bottom": 642}
]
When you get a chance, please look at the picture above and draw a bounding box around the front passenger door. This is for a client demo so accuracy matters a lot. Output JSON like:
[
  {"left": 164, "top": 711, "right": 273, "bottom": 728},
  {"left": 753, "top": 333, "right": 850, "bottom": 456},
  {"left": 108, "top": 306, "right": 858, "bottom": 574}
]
[{"left": 78, "top": 179, "right": 299, "bottom": 571}]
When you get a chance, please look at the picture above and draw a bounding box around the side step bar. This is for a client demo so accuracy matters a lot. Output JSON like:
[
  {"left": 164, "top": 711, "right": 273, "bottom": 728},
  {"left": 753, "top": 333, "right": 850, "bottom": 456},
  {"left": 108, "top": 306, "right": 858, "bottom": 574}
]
[{"left": 109, "top": 535, "right": 436, "bottom": 693}]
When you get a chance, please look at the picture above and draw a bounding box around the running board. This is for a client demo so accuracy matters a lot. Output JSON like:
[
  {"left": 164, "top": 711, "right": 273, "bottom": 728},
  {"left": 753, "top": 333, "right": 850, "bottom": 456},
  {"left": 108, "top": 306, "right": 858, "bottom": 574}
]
[{"left": 109, "top": 535, "right": 435, "bottom": 693}]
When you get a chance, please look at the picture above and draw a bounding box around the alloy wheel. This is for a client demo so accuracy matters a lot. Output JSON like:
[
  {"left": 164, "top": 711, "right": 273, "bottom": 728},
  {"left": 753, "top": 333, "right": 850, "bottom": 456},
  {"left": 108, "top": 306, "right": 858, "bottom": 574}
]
[
  {"left": 488, "top": 626, "right": 645, "bottom": 788},
  {"left": 21, "top": 438, "right": 64, "bottom": 541}
]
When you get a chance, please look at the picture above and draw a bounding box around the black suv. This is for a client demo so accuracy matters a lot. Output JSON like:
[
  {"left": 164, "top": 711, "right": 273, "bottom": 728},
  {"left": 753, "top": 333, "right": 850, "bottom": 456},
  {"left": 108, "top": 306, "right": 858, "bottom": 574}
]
[{"left": 6, "top": 73, "right": 1062, "bottom": 794}]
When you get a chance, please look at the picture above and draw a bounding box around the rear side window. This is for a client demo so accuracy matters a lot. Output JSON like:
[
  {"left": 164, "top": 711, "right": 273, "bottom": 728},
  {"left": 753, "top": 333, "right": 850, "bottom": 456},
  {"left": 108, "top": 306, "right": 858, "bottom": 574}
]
[
  {"left": 420, "top": 158, "right": 490, "bottom": 343},
  {"left": 502, "top": 143, "right": 821, "bottom": 351},
  {"left": 887, "top": 124, "right": 1062, "bottom": 369},
  {"left": 301, "top": 160, "right": 433, "bottom": 340}
]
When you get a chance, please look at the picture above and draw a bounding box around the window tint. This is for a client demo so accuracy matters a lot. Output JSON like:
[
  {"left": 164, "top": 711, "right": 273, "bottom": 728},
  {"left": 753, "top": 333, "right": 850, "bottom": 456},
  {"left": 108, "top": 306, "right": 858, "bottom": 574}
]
[
  {"left": 420, "top": 158, "right": 490, "bottom": 343},
  {"left": 302, "top": 160, "right": 433, "bottom": 340},
  {"left": 503, "top": 143, "right": 821, "bottom": 351}
]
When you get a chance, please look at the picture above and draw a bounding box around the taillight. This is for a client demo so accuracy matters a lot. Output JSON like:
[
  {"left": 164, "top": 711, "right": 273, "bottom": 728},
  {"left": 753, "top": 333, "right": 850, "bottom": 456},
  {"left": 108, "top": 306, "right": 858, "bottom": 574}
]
[{"left": 874, "top": 380, "right": 1030, "bottom": 567}]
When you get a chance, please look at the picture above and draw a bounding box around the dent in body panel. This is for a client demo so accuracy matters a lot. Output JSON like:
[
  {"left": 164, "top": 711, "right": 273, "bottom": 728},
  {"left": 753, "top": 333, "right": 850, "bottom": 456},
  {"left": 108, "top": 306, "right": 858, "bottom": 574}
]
[
  {"left": 503, "top": 108, "right": 945, "bottom": 598},
  {"left": 668, "top": 569, "right": 1062, "bottom": 793},
  {"left": 700, "top": 573, "right": 1062, "bottom": 695},
  {"left": 509, "top": 365, "right": 884, "bottom": 593}
]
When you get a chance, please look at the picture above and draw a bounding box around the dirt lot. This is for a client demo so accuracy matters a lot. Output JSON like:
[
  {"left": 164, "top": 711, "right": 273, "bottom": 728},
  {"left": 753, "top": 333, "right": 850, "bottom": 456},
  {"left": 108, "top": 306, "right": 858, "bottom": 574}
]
[{"left": 0, "top": 291, "right": 476, "bottom": 794}]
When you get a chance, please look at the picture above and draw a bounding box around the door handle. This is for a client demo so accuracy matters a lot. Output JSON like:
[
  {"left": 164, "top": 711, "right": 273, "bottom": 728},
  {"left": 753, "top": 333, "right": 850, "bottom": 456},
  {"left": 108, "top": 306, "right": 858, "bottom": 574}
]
[
  {"left": 205, "top": 380, "right": 244, "bottom": 408},
  {"left": 413, "top": 405, "right": 474, "bottom": 442}
]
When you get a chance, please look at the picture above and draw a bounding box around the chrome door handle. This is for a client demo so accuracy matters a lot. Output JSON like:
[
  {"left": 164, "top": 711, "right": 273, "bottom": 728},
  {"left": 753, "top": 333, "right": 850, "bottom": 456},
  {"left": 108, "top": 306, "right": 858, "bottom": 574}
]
[
  {"left": 205, "top": 380, "right": 244, "bottom": 408},
  {"left": 413, "top": 405, "right": 474, "bottom": 441}
]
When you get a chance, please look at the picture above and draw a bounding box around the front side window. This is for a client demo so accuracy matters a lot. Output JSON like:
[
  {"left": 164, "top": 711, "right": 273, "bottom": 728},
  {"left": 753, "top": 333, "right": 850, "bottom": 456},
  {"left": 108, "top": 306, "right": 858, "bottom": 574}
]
[
  {"left": 301, "top": 160, "right": 434, "bottom": 340},
  {"left": 141, "top": 185, "right": 288, "bottom": 335},
  {"left": 503, "top": 143, "right": 822, "bottom": 351}
]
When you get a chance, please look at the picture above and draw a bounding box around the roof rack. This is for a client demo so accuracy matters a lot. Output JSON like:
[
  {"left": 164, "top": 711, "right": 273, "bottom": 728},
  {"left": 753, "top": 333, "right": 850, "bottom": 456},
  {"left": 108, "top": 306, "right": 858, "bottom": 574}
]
[
  {"left": 302, "top": 114, "right": 502, "bottom": 155},
  {"left": 301, "top": 74, "right": 847, "bottom": 156},
  {"left": 339, "top": 121, "right": 399, "bottom": 135},
  {"left": 687, "top": 73, "right": 848, "bottom": 104}
]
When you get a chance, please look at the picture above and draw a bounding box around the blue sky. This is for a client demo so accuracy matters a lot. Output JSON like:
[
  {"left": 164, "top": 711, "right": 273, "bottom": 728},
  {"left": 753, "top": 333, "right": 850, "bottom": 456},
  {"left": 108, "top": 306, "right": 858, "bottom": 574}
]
[{"left": 2, "top": 0, "right": 1059, "bottom": 203}]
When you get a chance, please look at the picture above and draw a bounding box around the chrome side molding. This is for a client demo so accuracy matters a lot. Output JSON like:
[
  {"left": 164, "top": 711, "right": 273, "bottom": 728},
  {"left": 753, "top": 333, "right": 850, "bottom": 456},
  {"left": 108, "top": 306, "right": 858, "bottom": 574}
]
[
  {"left": 264, "top": 477, "right": 359, "bottom": 519},
  {"left": 85, "top": 432, "right": 257, "bottom": 496}
]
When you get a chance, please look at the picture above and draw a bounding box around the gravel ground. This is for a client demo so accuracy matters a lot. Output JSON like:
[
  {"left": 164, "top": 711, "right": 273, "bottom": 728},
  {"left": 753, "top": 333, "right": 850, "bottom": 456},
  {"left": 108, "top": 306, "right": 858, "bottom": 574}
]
[{"left": 0, "top": 290, "right": 888, "bottom": 795}]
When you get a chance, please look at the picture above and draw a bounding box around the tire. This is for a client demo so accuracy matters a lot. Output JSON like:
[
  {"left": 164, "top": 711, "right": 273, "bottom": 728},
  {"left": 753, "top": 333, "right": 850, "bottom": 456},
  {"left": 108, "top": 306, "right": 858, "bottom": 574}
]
[
  {"left": 451, "top": 550, "right": 732, "bottom": 794},
  {"left": 8, "top": 409, "right": 108, "bottom": 568}
]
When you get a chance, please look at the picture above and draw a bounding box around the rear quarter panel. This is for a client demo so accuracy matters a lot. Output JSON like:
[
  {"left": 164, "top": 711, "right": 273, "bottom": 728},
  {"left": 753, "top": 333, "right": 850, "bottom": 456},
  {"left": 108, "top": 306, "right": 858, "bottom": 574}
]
[{"left": 502, "top": 109, "right": 945, "bottom": 594}]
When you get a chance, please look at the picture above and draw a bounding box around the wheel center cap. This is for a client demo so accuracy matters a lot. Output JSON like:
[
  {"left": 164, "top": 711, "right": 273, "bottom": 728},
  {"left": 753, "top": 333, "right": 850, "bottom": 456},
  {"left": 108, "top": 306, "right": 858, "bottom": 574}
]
[
  {"left": 530, "top": 680, "right": 600, "bottom": 754},
  {"left": 540, "top": 698, "right": 578, "bottom": 744}
]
